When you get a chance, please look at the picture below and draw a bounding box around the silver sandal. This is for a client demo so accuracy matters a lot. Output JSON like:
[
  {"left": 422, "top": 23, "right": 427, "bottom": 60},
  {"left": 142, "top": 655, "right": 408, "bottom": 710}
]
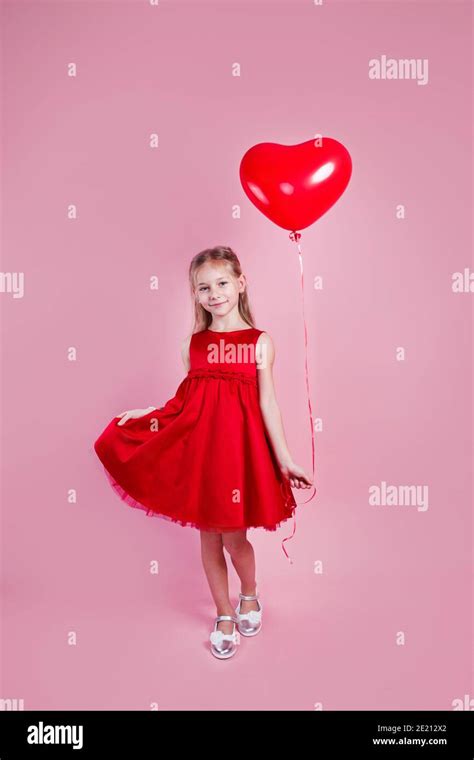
[
  {"left": 235, "top": 593, "right": 263, "bottom": 637},
  {"left": 209, "top": 615, "right": 241, "bottom": 659}
]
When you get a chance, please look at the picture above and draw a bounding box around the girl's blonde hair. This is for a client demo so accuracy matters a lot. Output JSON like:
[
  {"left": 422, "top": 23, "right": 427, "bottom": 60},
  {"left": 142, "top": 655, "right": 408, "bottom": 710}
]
[{"left": 189, "top": 246, "right": 256, "bottom": 333}]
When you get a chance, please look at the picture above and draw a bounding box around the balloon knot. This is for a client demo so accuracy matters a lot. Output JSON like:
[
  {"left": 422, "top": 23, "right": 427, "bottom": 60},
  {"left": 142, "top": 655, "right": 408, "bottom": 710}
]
[{"left": 289, "top": 231, "right": 301, "bottom": 243}]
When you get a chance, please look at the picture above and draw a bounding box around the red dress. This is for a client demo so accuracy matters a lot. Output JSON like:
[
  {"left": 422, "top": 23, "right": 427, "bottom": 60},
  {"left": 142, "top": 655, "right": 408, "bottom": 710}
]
[{"left": 94, "top": 327, "right": 296, "bottom": 534}]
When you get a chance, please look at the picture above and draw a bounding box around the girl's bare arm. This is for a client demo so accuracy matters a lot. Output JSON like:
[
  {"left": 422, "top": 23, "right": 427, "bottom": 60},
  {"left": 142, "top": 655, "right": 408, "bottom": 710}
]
[
  {"left": 181, "top": 334, "right": 192, "bottom": 372},
  {"left": 256, "top": 333, "right": 312, "bottom": 489}
]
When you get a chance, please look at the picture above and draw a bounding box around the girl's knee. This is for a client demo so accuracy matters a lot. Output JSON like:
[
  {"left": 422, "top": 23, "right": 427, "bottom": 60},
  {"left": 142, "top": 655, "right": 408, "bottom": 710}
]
[
  {"left": 200, "top": 530, "right": 223, "bottom": 549},
  {"left": 222, "top": 530, "right": 248, "bottom": 555}
]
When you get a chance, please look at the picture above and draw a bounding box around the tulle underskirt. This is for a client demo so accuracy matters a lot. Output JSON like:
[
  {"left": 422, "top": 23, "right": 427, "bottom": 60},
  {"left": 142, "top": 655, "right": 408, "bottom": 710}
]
[{"left": 102, "top": 464, "right": 296, "bottom": 534}]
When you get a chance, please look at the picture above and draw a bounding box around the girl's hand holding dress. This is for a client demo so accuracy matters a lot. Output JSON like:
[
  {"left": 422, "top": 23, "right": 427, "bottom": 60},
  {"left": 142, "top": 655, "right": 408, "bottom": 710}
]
[{"left": 115, "top": 407, "right": 157, "bottom": 426}]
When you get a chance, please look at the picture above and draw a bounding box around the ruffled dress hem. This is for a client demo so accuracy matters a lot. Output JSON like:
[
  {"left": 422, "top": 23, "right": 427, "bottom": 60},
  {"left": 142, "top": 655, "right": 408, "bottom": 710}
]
[{"left": 102, "top": 464, "right": 296, "bottom": 534}]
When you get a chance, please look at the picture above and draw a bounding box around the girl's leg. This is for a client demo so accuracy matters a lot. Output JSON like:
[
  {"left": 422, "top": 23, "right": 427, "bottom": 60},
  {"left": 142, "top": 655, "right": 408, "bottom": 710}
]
[
  {"left": 222, "top": 530, "right": 259, "bottom": 614},
  {"left": 199, "top": 530, "right": 236, "bottom": 634}
]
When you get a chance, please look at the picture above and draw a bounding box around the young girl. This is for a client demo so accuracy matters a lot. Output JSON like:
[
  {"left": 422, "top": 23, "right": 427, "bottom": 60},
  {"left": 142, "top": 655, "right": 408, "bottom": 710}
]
[{"left": 94, "top": 245, "right": 313, "bottom": 660}]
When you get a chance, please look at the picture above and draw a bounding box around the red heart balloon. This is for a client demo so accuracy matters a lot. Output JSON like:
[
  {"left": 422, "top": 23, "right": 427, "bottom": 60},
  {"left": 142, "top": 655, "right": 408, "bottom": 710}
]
[{"left": 239, "top": 137, "right": 352, "bottom": 233}]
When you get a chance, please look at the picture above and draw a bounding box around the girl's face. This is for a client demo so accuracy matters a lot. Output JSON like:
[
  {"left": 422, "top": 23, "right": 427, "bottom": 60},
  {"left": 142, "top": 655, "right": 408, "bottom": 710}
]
[{"left": 194, "top": 263, "right": 246, "bottom": 319}]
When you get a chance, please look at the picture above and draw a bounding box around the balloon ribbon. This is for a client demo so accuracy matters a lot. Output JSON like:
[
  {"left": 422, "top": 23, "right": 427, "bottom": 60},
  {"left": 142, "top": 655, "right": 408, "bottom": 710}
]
[{"left": 279, "top": 230, "right": 317, "bottom": 564}]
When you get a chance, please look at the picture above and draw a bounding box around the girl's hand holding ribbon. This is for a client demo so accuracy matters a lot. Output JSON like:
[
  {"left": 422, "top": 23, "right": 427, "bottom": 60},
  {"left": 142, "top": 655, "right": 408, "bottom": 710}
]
[{"left": 279, "top": 460, "right": 313, "bottom": 489}]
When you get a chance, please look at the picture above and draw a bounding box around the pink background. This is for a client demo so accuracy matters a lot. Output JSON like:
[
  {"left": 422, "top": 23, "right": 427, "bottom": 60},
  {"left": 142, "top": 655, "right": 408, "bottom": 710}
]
[{"left": 1, "top": 0, "right": 472, "bottom": 710}]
